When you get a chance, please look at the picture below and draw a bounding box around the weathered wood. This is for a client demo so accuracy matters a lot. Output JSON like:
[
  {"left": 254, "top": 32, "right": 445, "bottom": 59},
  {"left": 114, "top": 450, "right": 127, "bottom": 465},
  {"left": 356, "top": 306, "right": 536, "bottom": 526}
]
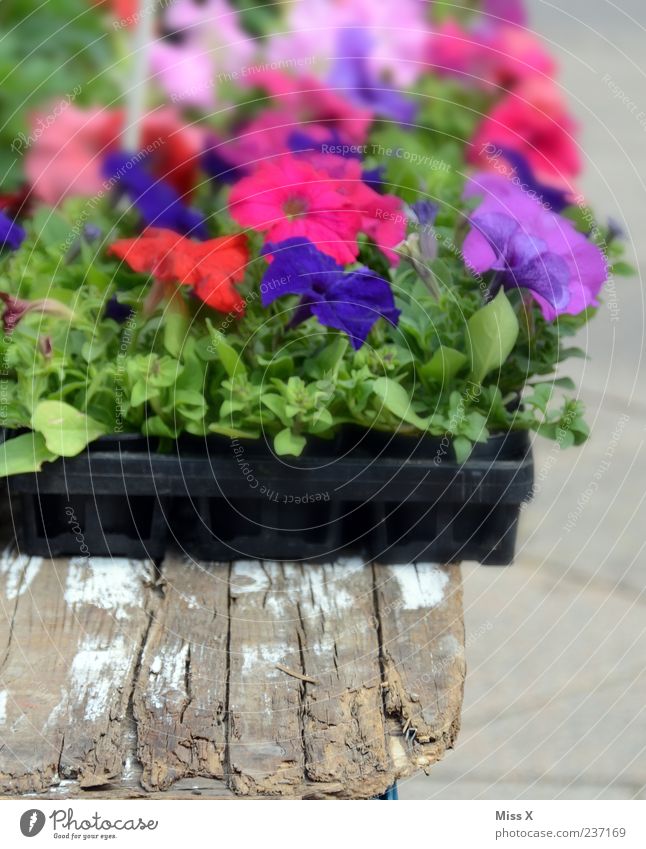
[
  {"left": 374, "top": 562, "right": 465, "bottom": 775},
  {"left": 290, "top": 560, "right": 393, "bottom": 798},
  {"left": 133, "top": 556, "right": 229, "bottom": 791},
  {"left": 227, "top": 561, "right": 305, "bottom": 795},
  {"left": 0, "top": 552, "right": 154, "bottom": 794},
  {"left": 0, "top": 553, "right": 465, "bottom": 799}
]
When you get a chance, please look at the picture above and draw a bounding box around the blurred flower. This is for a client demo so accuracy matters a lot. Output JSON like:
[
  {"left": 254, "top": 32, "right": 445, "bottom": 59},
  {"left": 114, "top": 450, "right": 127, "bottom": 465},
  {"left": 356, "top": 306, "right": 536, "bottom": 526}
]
[
  {"left": 489, "top": 146, "right": 573, "bottom": 212},
  {"left": 328, "top": 28, "right": 417, "bottom": 125},
  {"left": 240, "top": 71, "right": 375, "bottom": 145},
  {"left": 0, "top": 293, "right": 74, "bottom": 332},
  {"left": 108, "top": 228, "right": 249, "bottom": 312},
  {"left": 260, "top": 237, "right": 399, "bottom": 349},
  {"left": 470, "top": 79, "right": 581, "bottom": 187},
  {"left": 102, "top": 152, "right": 208, "bottom": 237},
  {"left": 229, "top": 157, "right": 363, "bottom": 265},
  {"left": 0, "top": 212, "right": 26, "bottom": 252},
  {"left": 151, "top": 0, "right": 255, "bottom": 109},
  {"left": 25, "top": 105, "right": 204, "bottom": 205},
  {"left": 463, "top": 174, "right": 607, "bottom": 319},
  {"left": 429, "top": 19, "right": 554, "bottom": 91},
  {"left": 266, "top": 0, "right": 430, "bottom": 87}
]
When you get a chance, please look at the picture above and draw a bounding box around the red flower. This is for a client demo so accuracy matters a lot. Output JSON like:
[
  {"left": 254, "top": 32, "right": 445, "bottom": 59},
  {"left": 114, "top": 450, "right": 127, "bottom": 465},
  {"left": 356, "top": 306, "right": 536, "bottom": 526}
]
[{"left": 108, "top": 229, "right": 249, "bottom": 313}]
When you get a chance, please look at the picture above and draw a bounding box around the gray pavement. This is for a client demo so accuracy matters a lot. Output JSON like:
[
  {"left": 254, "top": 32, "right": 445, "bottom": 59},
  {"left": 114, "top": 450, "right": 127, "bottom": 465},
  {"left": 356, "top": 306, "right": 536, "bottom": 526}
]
[{"left": 401, "top": 0, "right": 646, "bottom": 799}]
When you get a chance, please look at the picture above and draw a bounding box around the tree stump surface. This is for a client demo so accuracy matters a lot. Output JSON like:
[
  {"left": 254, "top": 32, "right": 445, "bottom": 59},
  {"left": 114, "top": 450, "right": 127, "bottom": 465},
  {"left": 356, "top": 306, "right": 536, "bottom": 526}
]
[{"left": 0, "top": 550, "right": 465, "bottom": 799}]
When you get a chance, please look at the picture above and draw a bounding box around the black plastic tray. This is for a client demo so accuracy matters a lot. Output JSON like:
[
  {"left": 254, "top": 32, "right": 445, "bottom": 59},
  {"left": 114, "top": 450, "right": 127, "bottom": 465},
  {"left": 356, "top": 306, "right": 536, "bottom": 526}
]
[{"left": 3, "top": 429, "right": 534, "bottom": 565}]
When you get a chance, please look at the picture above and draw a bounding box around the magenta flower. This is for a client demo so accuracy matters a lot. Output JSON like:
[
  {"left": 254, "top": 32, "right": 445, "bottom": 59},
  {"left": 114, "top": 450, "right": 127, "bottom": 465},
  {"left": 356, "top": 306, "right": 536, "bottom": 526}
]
[{"left": 463, "top": 174, "right": 608, "bottom": 319}]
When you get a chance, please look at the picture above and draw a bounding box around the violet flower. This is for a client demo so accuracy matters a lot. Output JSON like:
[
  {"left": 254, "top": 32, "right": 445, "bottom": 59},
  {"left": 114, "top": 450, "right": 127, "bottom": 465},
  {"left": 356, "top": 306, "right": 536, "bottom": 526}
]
[
  {"left": 463, "top": 174, "right": 608, "bottom": 320},
  {"left": 260, "top": 238, "right": 400, "bottom": 350},
  {"left": 202, "top": 137, "right": 248, "bottom": 184},
  {"left": 104, "top": 295, "right": 133, "bottom": 324},
  {"left": 328, "top": 28, "right": 417, "bottom": 126},
  {"left": 0, "top": 211, "right": 26, "bottom": 252},
  {"left": 102, "top": 152, "right": 208, "bottom": 238}
]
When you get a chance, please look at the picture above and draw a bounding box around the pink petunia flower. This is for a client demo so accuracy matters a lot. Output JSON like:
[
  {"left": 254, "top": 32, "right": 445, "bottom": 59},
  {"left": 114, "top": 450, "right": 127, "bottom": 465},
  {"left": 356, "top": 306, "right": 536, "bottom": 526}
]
[
  {"left": 229, "top": 157, "right": 363, "bottom": 265},
  {"left": 470, "top": 79, "right": 581, "bottom": 188},
  {"left": 303, "top": 154, "right": 406, "bottom": 264},
  {"left": 151, "top": 0, "right": 256, "bottom": 110}
]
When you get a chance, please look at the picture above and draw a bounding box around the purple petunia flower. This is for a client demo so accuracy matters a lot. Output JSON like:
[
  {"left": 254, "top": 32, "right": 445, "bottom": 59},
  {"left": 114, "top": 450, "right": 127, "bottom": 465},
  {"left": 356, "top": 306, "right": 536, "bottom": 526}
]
[
  {"left": 0, "top": 211, "right": 26, "bottom": 252},
  {"left": 260, "top": 238, "right": 400, "bottom": 350},
  {"left": 463, "top": 174, "right": 608, "bottom": 320},
  {"left": 328, "top": 28, "right": 417, "bottom": 126},
  {"left": 102, "top": 152, "right": 208, "bottom": 238}
]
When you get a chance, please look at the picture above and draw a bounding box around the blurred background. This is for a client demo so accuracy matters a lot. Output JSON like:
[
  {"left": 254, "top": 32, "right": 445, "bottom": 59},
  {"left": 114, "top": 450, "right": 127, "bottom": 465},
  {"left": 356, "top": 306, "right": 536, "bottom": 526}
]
[{"left": 402, "top": 0, "right": 646, "bottom": 800}]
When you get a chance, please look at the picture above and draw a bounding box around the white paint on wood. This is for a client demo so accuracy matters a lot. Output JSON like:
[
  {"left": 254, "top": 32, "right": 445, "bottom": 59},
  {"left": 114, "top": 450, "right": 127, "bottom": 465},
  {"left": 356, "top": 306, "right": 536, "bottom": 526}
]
[
  {"left": 64, "top": 557, "right": 146, "bottom": 618},
  {"left": 392, "top": 563, "right": 449, "bottom": 610},
  {"left": 1, "top": 552, "right": 42, "bottom": 599},
  {"left": 148, "top": 644, "right": 188, "bottom": 709},
  {"left": 240, "top": 644, "right": 288, "bottom": 676},
  {"left": 48, "top": 633, "right": 132, "bottom": 725}
]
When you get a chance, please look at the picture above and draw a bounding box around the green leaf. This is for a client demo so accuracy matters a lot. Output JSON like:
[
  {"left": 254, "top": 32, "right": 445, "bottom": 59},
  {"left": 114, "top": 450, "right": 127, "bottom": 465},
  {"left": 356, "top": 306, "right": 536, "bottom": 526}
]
[
  {"left": 467, "top": 289, "right": 519, "bottom": 382},
  {"left": 274, "top": 428, "right": 306, "bottom": 456},
  {"left": 422, "top": 346, "right": 467, "bottom": 383},
  {"left": 31, "top": 401, "right": 106, "bottom": 457},
  {"left": 452, "top": 436, "right": 472, "bottom": 464},
  {"left": 372, "top": 377, "right": 429, "bottom": 430},
  {"left": 31, "top": 207, "right": 71, "bottom": 249},
  {"left": 208, "top": 423, "right": 260, "bottom": 439},
  {"left": 611, "top": 261, "right": 635, "bottom": 277},
  {"left": 164, "top": 309, "right": 189, "bottom": 358},
  {"left": 261, "top": 394, "right": 290, "bottom": 426},
  {"left": 0, "top": 432, "right": 57, "bottom": 477}
]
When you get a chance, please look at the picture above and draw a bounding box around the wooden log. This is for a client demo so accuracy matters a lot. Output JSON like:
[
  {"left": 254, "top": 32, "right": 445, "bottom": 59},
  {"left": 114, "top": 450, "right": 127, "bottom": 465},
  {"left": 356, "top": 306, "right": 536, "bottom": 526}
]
[
  {"left": 132, "top": 556, "right": 229, "bottom": 791},
  {"left": 0, "top": 552, "right": 154, "bottom": 793},
  {"left": 226, "top": 561, "right": 306, "bottom": 796},
  {"left": 374, "top": 562, "right": 465, "bottom": 775}
]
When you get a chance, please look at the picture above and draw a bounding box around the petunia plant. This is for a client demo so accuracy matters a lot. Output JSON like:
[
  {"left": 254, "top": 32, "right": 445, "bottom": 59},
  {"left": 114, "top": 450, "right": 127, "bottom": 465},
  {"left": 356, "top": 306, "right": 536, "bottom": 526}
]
[{"left": 0, "top": 0, "right": 632, "bottom": 474}]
